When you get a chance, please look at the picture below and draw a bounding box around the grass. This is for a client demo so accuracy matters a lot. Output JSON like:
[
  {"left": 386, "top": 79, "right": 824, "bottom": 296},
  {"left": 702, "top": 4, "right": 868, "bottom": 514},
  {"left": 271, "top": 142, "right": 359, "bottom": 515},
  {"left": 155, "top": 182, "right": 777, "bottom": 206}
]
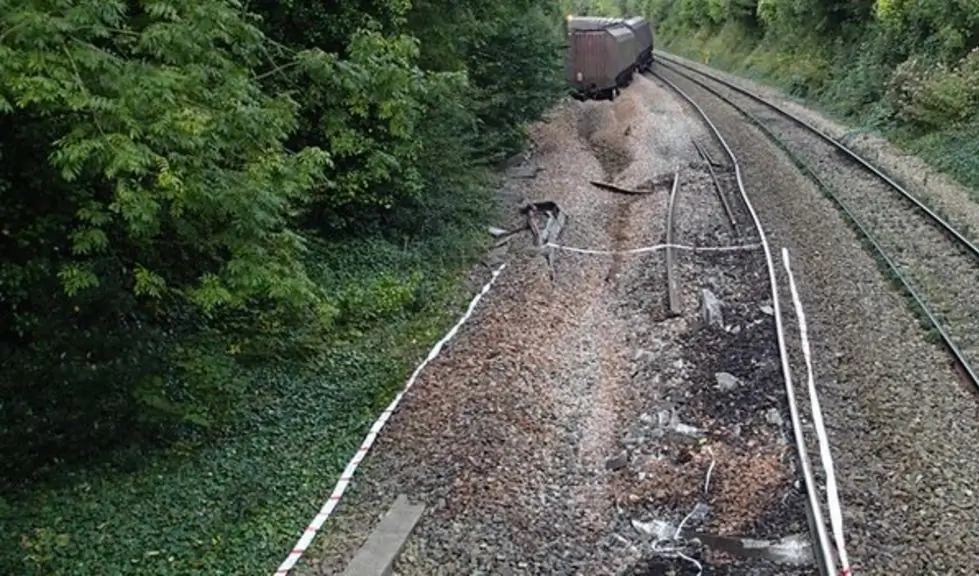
[{"left": 0, "top": 202, "right": 494, "bottom": 574}]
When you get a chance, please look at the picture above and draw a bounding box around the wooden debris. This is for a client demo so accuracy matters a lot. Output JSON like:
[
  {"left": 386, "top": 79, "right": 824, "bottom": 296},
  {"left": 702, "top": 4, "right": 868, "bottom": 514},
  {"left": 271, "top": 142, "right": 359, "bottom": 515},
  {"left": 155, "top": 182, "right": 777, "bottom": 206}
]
[
  {"left": 541, "top": 209, "right": 567, "bottom": 281},
  {"left": 341, "top": 495, "right": 425, "bottom": 576},
  {"left": 525, "top": 205, "right": 542, "bottom": 246},
  {"left": 589, "top": 180, "right": 656, "bottom": 195},
  {"left": 488, "top": 223, "right": 530, "bottom": 247}
]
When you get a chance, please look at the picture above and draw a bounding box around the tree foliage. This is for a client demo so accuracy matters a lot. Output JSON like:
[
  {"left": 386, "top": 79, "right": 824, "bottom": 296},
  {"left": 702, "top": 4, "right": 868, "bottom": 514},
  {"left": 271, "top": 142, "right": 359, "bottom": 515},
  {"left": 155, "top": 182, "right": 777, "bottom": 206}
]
[
  {"left": 599, "top": 0, "right": 979, "bottom": 132},
  {"left": 0, "top": 0, "right": 564, "bottom": 490}
]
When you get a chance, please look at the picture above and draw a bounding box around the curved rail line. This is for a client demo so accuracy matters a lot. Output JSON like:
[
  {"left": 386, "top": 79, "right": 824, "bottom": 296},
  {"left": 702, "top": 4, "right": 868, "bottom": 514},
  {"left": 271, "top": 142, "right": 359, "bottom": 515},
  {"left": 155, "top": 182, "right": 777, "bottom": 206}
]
[
  {"left": 655, "top": 54, "right": 979, "bottom": 391},
  {"left": 652, "top": 70, "right": 837, "bottom": 576},
  {"left": 656, "top": 52, "right": 979, "bottom": 259},
  {"left": 693, "top": 140, "right": 738, "bottom": 232}
]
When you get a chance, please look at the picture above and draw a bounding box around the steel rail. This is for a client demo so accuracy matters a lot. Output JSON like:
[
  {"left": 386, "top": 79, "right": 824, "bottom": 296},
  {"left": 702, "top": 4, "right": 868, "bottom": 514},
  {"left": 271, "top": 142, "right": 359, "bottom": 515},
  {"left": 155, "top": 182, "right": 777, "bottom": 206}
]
[
  {"left": 693, "top": 139, "right": 738, "bottom": 231},
  {"left": 651, "top": 70, "right": 837, "bottom": 576},
  {"left": 655, "top": 51, "right": 979, "bottom": 261},
  {"left": 665, "top": 169, "right": 683, "bottom": 316},
  {"left": 654, "top": 59, "right": 979, "bottom": 391}
]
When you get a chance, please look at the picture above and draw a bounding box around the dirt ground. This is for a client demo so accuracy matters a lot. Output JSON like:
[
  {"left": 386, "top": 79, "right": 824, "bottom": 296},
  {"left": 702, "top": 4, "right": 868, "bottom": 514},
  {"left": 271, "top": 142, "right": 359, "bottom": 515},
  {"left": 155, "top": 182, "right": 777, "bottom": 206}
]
[{"left": 293, "top": 75, "right": 811, "bottom": 576}]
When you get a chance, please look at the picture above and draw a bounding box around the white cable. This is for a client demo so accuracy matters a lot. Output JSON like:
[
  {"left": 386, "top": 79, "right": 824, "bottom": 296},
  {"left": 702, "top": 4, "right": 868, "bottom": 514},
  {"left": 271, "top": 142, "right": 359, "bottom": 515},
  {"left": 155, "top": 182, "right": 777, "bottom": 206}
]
[
  {"left": 781, "top": 248, "right": 852, "bottom": 575},
  {"left": 273, "top": 263, "right": 507, "bottom": 576},
  {"left": 676, "top": 551, "right": 704, "bottom": 576},
  {"left": 704, "top": 446, "right": 716, "bottom": 494},
  {"left": 674, "top": 505, "right": 698, "bottom": 539},
  {"left": 544, "top": 241, "right": 762, "bottom": 255}
]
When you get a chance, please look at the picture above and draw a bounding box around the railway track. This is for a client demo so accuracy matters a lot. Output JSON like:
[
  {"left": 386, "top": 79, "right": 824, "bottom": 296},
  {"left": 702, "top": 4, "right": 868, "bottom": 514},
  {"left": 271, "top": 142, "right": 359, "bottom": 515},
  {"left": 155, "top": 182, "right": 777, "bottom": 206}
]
[
  {"left": 651, "top": 69, "right": 839, "bottom": 576},
  {"left": 654, "top": 53, "right": 979, "bottom": 391}
]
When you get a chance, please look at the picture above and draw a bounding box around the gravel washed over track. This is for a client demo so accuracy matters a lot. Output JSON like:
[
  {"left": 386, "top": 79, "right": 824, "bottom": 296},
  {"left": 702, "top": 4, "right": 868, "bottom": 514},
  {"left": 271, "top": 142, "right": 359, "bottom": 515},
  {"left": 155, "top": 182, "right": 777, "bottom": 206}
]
[
  {"left": 659, "top": 64, "right": 979, "bottom": 576},
  {"left": 297, "top": 77, "right": 805, "bottom": 576}
]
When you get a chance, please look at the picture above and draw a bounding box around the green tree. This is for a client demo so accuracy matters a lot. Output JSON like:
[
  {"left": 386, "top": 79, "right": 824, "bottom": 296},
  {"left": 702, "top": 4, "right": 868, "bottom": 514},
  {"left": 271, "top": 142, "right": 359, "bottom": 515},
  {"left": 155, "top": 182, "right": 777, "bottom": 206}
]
[{"left": 0, "top": 0, "right": 329, "bottom": 478}]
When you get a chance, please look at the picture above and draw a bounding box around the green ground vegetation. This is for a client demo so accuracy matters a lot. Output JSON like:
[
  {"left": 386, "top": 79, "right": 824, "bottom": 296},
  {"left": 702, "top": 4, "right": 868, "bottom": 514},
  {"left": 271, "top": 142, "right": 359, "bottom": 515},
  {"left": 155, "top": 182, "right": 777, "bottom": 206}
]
[
  {"left": 0, "top": 0, "right": 565, "bottom": 573},
  {"left": 565, "top": 0, "right": 979, "bottom": 198}
]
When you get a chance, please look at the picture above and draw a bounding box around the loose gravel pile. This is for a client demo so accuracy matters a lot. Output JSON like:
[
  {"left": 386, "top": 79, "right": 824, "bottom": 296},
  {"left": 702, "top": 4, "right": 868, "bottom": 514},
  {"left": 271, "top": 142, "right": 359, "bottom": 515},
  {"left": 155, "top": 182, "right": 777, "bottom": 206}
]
[
  {"left": 659, "top": 64, "right": 979, "bottom": 575},
  {"left": 297, "top": 77, "right": 809, "bottom": 576}
]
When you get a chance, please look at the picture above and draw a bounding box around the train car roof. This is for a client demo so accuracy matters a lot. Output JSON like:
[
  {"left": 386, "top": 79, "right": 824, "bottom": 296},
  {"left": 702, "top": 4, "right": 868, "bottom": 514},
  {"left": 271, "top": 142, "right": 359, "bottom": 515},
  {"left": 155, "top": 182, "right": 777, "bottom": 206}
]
[
  {"left": 566, "top": 16, "right": 624, "bottom": 31},
  {"left": 605, "top": 24, "right": 635, "bottom": 40}
]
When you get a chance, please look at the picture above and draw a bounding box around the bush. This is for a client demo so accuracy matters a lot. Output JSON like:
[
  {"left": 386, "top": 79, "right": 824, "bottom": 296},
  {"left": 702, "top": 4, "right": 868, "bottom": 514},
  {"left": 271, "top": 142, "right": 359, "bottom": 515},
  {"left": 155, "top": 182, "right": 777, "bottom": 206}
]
[
  {"left": 0, "top": 0, "right": 563, "bottom": 477},
  {"left": 884, "top": 49, "right": 979, "bottom": 132},
  {"left": 0, "top": 0, "right": 332, "bottom": 481},
  {"left": 1, "top": 0, "right": 564, "bottom": 572}
]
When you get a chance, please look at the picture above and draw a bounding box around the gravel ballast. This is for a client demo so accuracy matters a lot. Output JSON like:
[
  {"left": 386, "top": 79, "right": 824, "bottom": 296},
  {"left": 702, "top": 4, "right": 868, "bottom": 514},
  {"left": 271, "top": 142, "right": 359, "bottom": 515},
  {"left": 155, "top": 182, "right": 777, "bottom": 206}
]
[
  {"left": 655, "top": 52, "right": 979, "bottom": 245},
  {"left": 657, "top": 64, "right": 979, "bottom": 575},
  {"left": 296, "top": 76, "right": 810, "bottom": 576},
  {"left": 660, "top": 59, "right": 979, "bottom": 378}
]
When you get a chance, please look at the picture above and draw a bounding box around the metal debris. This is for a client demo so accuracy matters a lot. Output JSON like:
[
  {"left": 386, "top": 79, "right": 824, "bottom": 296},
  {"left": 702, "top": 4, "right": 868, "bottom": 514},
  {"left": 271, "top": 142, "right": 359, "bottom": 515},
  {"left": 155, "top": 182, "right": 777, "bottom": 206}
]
[
  {"left": 699, "top": 288, "right": 723, "bottom": 328},
  {"left": 685, "top": 530, "right": 814, "bottom": 566},
  {"left": 693, "top": 139, "right": 738, "bottom": 231},
  {"left": 715, "top": 372, "right": 741, "bottom": 392},
  {"left": 520, "top": 200, "right": 566, "bottom": 281},
  {"left": 631, "top": 518, "right": 673, "bottom": 539},
  {"left": 636, "top": 516, "right": 815, "bottom": 566}
]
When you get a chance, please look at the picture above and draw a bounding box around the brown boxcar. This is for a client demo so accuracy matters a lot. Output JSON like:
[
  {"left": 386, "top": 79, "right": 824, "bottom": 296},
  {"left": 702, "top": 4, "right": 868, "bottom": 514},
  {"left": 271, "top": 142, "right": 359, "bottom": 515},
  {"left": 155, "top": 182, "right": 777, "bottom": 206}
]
[
  {"left": 567, "top": 23, "right": 637, "bottom": 100},
  {"left": 564, "top": 17, "right": 623, "bottom": 95},
  {"left": 623, "top": 16, "right": 653, "bottom": 71}
]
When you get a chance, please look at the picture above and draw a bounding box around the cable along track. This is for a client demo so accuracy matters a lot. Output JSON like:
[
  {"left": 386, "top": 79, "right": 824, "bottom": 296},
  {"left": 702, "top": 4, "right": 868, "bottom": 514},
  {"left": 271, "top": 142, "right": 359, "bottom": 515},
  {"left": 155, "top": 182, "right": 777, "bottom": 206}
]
[
  {"left": 655, "top": 54, "right": 979, "bottom": 391},
  {"left": 650, "top": 70, "right": 838, "bottom": 576}
]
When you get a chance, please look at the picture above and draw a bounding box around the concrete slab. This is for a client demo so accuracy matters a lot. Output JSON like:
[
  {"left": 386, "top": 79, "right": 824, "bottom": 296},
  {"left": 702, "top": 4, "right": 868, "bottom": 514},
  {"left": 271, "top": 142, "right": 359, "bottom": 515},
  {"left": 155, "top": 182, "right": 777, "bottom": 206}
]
[{"left": 341, "top": 495, "right": 425, "bottom": 576}]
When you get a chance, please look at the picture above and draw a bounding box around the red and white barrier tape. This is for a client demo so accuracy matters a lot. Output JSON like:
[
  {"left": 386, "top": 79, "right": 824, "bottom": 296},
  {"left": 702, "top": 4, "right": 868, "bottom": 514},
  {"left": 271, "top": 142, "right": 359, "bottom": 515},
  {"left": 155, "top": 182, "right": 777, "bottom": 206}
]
[
  {"left": 781, "top": 248, "right": 852, "bottom": 575},
  {"left": 544, "top": 241, "right": 762, "bottom": 256},
  {"left": 273, "top": 263, "right": 508, "bottom": 576}
]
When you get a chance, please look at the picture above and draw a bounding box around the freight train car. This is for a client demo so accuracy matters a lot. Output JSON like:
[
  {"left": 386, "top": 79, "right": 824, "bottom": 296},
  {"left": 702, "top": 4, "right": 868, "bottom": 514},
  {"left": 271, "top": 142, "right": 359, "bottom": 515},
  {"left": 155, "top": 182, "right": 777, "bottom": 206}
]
[
  {"left": 623, "top": 16, "right": 653, "bottom": 72},
  {"left": 564, "top": 16, "right": 624, "bottom": 96},
  {"left": 566, "top": 20, "right": 637, "bottom": 100}
]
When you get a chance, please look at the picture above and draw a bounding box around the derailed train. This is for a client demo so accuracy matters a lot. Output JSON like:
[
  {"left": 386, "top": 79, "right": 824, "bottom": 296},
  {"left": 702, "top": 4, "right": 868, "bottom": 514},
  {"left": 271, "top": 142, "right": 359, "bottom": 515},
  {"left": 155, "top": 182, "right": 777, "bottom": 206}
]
[{"left": 565, "top": 15, "right": 654, "bottom": 101}]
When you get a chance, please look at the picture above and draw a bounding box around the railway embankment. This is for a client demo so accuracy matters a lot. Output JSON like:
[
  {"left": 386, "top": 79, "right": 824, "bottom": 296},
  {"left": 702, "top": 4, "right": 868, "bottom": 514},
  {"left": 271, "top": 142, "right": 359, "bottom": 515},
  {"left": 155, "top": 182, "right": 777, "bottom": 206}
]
[{"left": 299, "top": 76, "right": 812, "bottom": 576}]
